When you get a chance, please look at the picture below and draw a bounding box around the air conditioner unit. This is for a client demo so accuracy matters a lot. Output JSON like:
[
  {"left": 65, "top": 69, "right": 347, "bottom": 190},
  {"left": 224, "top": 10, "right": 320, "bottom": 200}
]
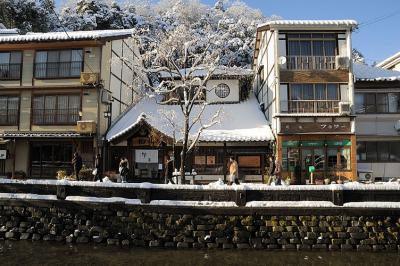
[
  {"left": 335, "top": 56, "right": 350, "bottom": 70},
  {"left": 80, "top": 72, "right": 99, "bottom": 85},
  {"left": 76, "top": 120, "right": 96, "bottom": 134},
  {"left": 358, "top": 170, "right": 374, "bottom": 183},
  {"left": 101, "top": 90, "right": 113, "bottom": 104},
  {"left": 395, "top": 120, "right": 400, "bottom": 131},
  {"left": 339, "top": 102, "right": 351, "bottom": 115}
]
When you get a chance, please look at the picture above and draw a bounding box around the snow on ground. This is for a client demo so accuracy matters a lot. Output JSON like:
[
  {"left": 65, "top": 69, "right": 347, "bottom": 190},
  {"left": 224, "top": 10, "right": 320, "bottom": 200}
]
[
  {"left": 0, "top": 193, "right": 57, "bottom": 201},
  {"left": 1, "top": 178, "right": 399, "bottom": 191},
  {"left": 149, "top": 200, "right": 237, "bottom": 207},
  {"left": 65, "top": 196, "right": 142, "bottom": 205},
  {"left": 343, "top": 202, "right": 400, "bottom": 208},
  {"left": 246, "top": 201, "right": 336, "bottom": 208}
]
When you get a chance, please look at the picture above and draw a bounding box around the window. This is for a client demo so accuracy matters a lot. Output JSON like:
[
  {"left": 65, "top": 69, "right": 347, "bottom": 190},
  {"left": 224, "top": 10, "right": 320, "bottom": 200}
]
[
  {"left": 288, "top": 84, "right": 340, "bottom": 113},
  {"left": 0, "top": 51, "right": 22, "bottom": 80},
  {"left": 32, "top": 95, "right": 80, "bottom": 125},
  {"left": 192, "top": 147, "right": 224, "bottom": 175},
  {"left": 286, "top": 33, "right": 337, "bottom": 70},
  {"left": 355, "top": 93, "right": 400, "bottom": 114},
  {"left": 215, "top": 83, "right": 230, "bottom": 98},
  {"left": 327, "top": 147, "right": 351, "bottom": 170},
  {"left": 35, "top": 49, "right": 83, "bottom": 78},
  {"left": 0, "top": 95, "right": 19, "bottom": 125},
  {"left": 357, "top": 141, "right": 400, "bottom": 162}
]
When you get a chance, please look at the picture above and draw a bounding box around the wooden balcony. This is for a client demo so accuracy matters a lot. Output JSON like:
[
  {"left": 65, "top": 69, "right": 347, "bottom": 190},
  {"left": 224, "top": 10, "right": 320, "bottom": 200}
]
[
  {"left": 32, "top": 108, "right": 80, "bottom": 125},
  {"left": 284, "top": 56, "right": 336, "bottom": 70},
  {"left": 0, "top": 63, "right": 21, "bottom": 80},
  {"left": 281, "top": 100, "right": 340, "bottom": 114}
]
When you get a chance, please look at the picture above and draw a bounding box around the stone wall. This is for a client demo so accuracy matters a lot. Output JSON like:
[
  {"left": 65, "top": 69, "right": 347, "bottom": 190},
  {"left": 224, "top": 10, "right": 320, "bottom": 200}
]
[{"left": 0, "top": 199, "right": 399, "bottom": 251}]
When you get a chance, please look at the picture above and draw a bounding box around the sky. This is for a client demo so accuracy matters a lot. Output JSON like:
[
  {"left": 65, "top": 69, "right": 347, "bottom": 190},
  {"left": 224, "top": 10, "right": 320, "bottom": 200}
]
[{"left": 56, "top": 0, "right": 400, "bottom": 64}]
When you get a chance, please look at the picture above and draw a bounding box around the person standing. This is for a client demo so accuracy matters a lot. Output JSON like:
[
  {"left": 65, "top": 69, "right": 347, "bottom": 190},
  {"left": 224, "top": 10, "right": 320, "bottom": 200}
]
[
  {"left": 72, "top": 152, "right": 82, "bottom": 181},
  {"left": 164, "top": 155, "right": 175, "bottom": 184},
  {"left": 93, "top": 154, "right": 103, "bottom": 182},
  {"left": 294, "top": 160, "right": 302, "bottom": 185},
  {"left": 229, "top": 156, "right": 239, "bottom": 185},
  {"left": 267, "top": 156, "right": 276, "bottom": 185},
  {"left": 120, "top": 160, "right": 129, "bottom": 183},
  {"left": 274, "top": 158, "right": 282, "bottom": 185}
]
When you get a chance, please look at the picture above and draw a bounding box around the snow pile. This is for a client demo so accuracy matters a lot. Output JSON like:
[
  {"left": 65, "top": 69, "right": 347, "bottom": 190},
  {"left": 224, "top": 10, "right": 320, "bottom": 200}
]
[
  {"left": 343, "top": 202, "right": 400, "bottom": 209},
  {"left": 65, "top": 196, "right": 141, "bottom": 205},
  {"left": 206, "top": 179, "right": 226, "bottom": 189},
  {"left": 0, "top": 193, "right": 57, "bottom": 201},
  {"left": 149, "top": 200, "right": 237, "bottom": 207},
  {"left": 246, "top": 201, "right": 336, "bottom": 208}
]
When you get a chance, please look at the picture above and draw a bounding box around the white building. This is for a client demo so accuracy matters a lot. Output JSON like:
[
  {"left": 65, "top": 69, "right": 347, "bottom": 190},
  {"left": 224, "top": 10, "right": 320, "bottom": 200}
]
[
  {"left": 376, "top": 51, "right": 400, "bottom": 71},
  {"left": 353, "top": 63, "right": 400, "bottom": 181}
]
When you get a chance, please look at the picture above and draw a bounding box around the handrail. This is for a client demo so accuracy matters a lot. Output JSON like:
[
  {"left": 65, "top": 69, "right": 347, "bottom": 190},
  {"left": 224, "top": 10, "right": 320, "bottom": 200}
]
[
  {"left": 281, "top": 100, "right": 340, "bottom": 113},
  {"left": 284, "top": 56, "right": 336, "bottom": 70}
]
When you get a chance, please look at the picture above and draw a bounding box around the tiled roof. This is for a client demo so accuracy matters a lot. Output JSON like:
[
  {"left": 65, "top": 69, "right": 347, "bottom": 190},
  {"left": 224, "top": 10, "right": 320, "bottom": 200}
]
[
  {"left": 0, "top": 132, "right": 91, "bottom": 138},
  {"left": 258, "top": 20, "right": 358, "bottom": 29},
  {"left": 106, "top": 95, "right": 274, "bottom": 143},
  {"left": 353, "top": 63, "right": 400, "bottom": 81},
  {"left": 0, "top": 29, "right": 133, "bottom": 44}
]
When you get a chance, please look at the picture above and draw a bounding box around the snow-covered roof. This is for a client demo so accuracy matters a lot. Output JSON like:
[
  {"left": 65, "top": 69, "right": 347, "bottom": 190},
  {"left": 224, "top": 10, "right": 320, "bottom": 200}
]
[
  {"left": 353, "top": 63, "right": 400, "bottom": 82},
  {"left": 106, "top": 94, "right": 273, "bottom": 143},
  {"left": 0, "top": 29, "right": 133, "bottom": 44},
  {"left": 159, "top": 66, "right": 253, "bottom": 79},
  {"left": 258, "top": 19, "right": 358, "bottom": 30},
  {"left": 376, "top": 51, "right": 400, "bottom": 69}
]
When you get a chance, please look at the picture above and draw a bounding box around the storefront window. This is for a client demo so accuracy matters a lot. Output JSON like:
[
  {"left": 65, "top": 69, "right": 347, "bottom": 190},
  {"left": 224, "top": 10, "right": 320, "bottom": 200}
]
[
  {"left": 193, "top": 147, "right": 224, "bottom": 175},
  {"left": 328, "top": 147, "right": 351, "bottom": 170}
]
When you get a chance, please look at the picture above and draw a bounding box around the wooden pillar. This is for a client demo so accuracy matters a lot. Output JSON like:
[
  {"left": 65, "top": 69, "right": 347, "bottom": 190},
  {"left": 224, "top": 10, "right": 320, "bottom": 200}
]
[
  {"left": 12, "top": 139, "right": 16, "bottom": 178},
  {"left": 261, "top": 153, "right": 265, "bottom": 183},
  {"left": 223, "top": 141, "right": 227, "bottom": 183}
]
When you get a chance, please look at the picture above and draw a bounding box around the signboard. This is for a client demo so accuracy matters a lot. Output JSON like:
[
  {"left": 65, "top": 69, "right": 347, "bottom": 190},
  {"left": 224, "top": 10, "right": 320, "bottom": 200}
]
[
  {"left": 326, "top": 140, "right": 351, "bottom": 146},
  {"left": 281, "top": 122, "right": 351, "bottom": 134},
  {"left": 194, "top": 156, "right": 206, "bottom": 165},
  {"left": 301, "top": 141, "right": 324, "bottom": 147},
  {"left": 238, "top": 156, "right": 261, "bottom": 168},
  {"left": 282, "top": 141, "right": 299, "bottom": 147},
  {"left": 206, "top": 156, "right": 216, "bottom": 165},
  {"left": 135, "top": 149, "right": 158, "bottom": 163},
  {"left": 0, "top": 150, "right": 6, "bottom": 160}
]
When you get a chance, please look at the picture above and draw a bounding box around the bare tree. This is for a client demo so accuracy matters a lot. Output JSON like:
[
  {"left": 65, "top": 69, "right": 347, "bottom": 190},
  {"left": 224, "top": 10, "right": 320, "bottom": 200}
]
[{"left": 126, "top": 25, "right": 222, "bottom": 183}]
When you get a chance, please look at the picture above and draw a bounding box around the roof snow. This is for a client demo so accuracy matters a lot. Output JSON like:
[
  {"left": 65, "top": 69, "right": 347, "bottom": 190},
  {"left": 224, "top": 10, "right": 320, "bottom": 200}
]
[
  {"left": 353, "top": 63, "right": 400, "bottom": 81},
  {"left": 106, "top": 94, "right": 274, "bottom": 143},
  {"left": 159, "top": 66, "right": 253, "bottom": 79},
  {"left": 376, "top": 51, "right": 400, "bottom": 69},
  {"left": 258, "top": 20, "right": 358, "bottom": 30},
  {"left": 0, "top": 29, "right": 133, "bottom": 44}
]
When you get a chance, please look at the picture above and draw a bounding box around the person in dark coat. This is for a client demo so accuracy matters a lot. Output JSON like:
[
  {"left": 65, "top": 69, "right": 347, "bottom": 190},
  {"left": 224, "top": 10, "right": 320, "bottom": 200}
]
[
  {"left": 72, "top": 152, "right": 83, "bottom": 181},
  {"left": 165, "top": 155, "right": 175, "bottom": 184},
  {"left": 120, "top": 160, "right": 129, "bottom": 183},
  {"left": 267, "top": 156, "right": 276, "bottom": 185},
  {"left": 93, "top": 154, "right": 103, "bottom": 182},
  {"left": 294, "top": 160, "right": 302, "bottom": 185}
]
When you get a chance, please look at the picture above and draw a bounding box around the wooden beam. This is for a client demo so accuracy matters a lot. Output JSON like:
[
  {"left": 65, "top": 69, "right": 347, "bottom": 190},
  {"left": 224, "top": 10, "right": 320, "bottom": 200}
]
[
  {"left": 0, "top": 40, "right": 103, "bottom": 51},
  {"left": 280, "top": 70, "right": 349, "bottom": 83}
]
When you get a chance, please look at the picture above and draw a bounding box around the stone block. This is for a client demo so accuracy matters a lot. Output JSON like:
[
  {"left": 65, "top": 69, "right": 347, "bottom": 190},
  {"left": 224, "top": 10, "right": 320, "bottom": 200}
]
[
  {"left": 297, "top": 244, "right": 311, "bottom": 250},
  {"left": 329, "top": 244, "right": 340, "bottom": 250},
  {"left": 164, "top": 242, "right": 175, "bottom": 248},
  {"left": 207, "top": 243, "right": 218, "bottom": 249},
  {"left": 177, "top": 242, "right": 189, "bottom": 249},
  {"left": 107, "top": 238, "right": 120, "bottom": 246},
  {"left": 236, "top": 243, "right": 250, "bottom": 249},
  {"left": 350, "top": 232, "right": 367, "bottom": 240},
  {"left": 331, "top": 239, "right": 343, "bottom": 245},
  {"left": 19, "top": 232, "right": 30, "bottom": 240},
  {"left": 266, "top": 244, "right": 279, "bottom": 250},
  {"left": 357, "top": 244, "right": 372, "bottom": 251},
  {"left": 223, "top": 243, "right": 234, "bottom": 249},
  {"left": 76, "top": 236, "right": 88, "bottom": 243},
  {"left": 282, "top": 244, "right": 296, "bottom": 250},
  {"left": 197, "top": 225, "right": 214, "bottom": 230},
  {"left": 342, "top": 244, "right": 355, "bottom": 250},
  {"left": 312, "top": 244, "right": 327, "bottom": 250}
]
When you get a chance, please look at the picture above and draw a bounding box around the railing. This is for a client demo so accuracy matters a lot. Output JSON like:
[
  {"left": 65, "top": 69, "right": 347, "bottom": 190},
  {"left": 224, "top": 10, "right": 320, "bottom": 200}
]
[
  {"left": 0, "top": 63, "right": 21, "bottom": 80},
  {"left": 0, "top": 109, "right": 19, "bottom": 125},
  {"left": 281, "top": 100, "right": 340, "bottom": 113},
  {"left": 284, "top": 56, "right": 336, "bottom": 70},
  {"left": 32, "top": 108, "right": 80, "bottom": 125},
  {"left": 34, "top": 61, "right": 82, "bottom": 79}
]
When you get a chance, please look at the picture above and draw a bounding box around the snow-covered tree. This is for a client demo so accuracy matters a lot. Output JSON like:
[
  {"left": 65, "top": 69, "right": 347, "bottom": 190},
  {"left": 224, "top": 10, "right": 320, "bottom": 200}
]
[
  {"left": 128, "top": 26, "right": 222, "bottom": 183},
  {"left": 0, "top": 0, "right": 58, "bottom": 33},
  {"left": 352, "top": 48, "right": 365, "bottom": 64}
]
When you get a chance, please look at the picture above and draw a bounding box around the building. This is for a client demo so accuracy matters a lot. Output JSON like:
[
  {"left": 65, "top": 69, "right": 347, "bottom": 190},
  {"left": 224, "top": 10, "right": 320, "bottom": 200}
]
[
  {"left": 353, "top": 63, "right": 400, "bottom": 181},
  {"left": 105, "top": 67, "right": 274, "bottom": 183},
  {"left": 253, "top": 20, "right": 359, "bottom": 182},
  {"left": 0, "top": 29, "right": 141, "bottom": 178},
  {"left": 376, "top": 51, "right": 400, "bottom": 71}
]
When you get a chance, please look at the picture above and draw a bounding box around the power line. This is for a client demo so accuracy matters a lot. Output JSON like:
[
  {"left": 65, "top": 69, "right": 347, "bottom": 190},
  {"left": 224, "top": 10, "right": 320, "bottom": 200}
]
[{"left": 357, "top": 8, "right": 400, "bottom": 29}]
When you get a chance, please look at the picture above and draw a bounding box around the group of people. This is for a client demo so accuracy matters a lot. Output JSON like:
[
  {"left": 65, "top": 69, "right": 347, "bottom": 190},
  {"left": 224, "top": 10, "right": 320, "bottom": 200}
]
[{"left": 71, "top": 152, "right": 130, "bottom": 183}]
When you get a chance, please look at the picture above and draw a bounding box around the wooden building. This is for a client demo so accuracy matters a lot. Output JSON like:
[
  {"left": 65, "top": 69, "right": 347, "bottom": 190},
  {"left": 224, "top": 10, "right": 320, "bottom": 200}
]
[
  {"left": 253, "top": 20, "right": 359, "bottom": 182},
  {"left": 105, "top": 67, "right": 274, "bottom": 183},
  {"left": 0, "top": 29, "right": 142, "bottom": 178}
]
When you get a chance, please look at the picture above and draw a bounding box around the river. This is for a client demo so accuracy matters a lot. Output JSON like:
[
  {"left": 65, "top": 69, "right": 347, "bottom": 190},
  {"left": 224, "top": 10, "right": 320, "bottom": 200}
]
[{"left": 0, "top": 241, "right": 399, "bottom": 266}]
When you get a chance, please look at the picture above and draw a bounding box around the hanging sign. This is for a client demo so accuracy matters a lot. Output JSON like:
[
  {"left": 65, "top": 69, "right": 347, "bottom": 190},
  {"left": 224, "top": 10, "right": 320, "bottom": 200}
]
[
  {"left": 0, "top": 150, "right": 7, "bottom": 160},
  {"left": 135, "top": 149, "right": 158, "bottom": 163}
]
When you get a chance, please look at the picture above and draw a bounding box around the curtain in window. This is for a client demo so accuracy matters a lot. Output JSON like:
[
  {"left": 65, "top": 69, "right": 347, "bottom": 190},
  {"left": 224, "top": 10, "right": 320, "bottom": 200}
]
[
  {"left": 355, "top": 94, "right": 365, "bottom": 113},
  {"left": 327, "top": 84, "right": 339, "bottom": 100},
  {"left": 35, "top": 51, "right": 47, "bottom": 78},
  {"left": 315, "top": 84, "right": 326, "bottom": 100},
  {"left": 71, "top": 50, "right": 83, "bottom": 76},
  {"left": 288, "top": 40, "right": 300, "bottom": 56},
  {"left": 388, "top": 93, "right": 399, "bottom": 113},
  {"left": 68, "top": 95, "right": 80, "bottom": 122},
  {"left": 312, "top": 41, "right": 324, "bottom": 56},
  {"left": 57, "top": 95, "right": 69, "bottom": 123},
  {"left": 0, "top": 53, "right": 10, "bottom": 64},
  {"left": 290, "top": 84, "right": 302, "bottom": 100},
  {"left": 340, "top": 148, "right": 351, "bottom": 170},
  {"left": 0, "top": 97, "right": 7, "bottom": 124},
  {"left": 300, "top": 41, "right": 312, "bottom": 56},
  {"left": 59, "top": 50, "right": 71, "bottom": 77},
  {"left": 302, "top": 84, "right": 314, "bottom": 100},
  {"left": 376, "top": 94, "right": 388, "bottom": 113},
  {"left": 33, "top": 96, "right": 44, "bottom": 124},
  {"left": 44, "top": 96, "right": 56, "bottom": 124},
  {"left": 324, "top": 40, "right": 336, "bottom": 56}
]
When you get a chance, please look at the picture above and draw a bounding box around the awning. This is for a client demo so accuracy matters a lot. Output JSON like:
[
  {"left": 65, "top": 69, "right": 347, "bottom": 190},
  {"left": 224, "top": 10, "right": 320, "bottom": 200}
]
[{"left": 106, "top": 94, "right": 274, "bottom": 143}]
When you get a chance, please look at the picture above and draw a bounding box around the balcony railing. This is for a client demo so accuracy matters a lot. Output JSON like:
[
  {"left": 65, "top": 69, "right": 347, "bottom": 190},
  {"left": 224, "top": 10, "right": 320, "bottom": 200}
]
[
  {"left": 284, "top": 56, "right": 336, "bottom": 70},
  {"left": 32, "top": 108, "right": 80, "bottom": 125},
  {"left": 281, "top": 100, "right": 340, "bottom": 113},
  {"left": 0, "top": 63, "right": 21, "bottom": 80},
  {"left": 0, "top": 109, "right": 19, "bottom": 125},
  {"left": 34, "top": 61, "right": 82, "bottom": 79}
]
